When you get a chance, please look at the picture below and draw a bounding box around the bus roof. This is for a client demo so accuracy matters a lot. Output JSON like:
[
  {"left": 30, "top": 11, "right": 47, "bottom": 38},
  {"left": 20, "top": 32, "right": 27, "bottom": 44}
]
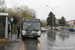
[
  {"left": 23, "top": 18, "right": 40, "bottom": 20},
  {"left": 23, "top": 18, "right": 40, "bottom": 22}
]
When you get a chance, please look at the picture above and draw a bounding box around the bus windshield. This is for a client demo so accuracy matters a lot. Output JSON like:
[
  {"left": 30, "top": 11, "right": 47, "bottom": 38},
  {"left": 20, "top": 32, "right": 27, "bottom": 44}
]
[{"left": 23, "top": 22, "right": 40, "bottom": 31}]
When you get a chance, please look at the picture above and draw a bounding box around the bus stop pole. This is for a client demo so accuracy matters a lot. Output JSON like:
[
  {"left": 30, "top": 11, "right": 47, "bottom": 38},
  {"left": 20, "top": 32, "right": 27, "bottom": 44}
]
[
  {"left": 5, "top": 16, "right": 8, "bottom": 39},
  {"left": 11, "top": 23, "right": 13, "bottom": 38}
]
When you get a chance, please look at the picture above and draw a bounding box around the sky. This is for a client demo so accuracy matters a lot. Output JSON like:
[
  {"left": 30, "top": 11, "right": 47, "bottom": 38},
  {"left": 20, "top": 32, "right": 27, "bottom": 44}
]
[{"left": 5, "top": 0, "right": 75, "bottom": 21}]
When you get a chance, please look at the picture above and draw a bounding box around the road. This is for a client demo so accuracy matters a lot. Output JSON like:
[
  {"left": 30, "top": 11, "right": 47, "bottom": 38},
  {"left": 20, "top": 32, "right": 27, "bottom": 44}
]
[
  {"left": 0, "top": 30, "right": 75, "bottom": 50},
  {"left": 20, "top": 30, "right": 75, "bottom": 50}
]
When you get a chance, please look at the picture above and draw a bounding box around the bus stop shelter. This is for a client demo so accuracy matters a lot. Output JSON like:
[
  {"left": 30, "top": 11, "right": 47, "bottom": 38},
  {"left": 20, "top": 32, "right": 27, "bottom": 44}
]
[{"left": 0, "top": 13, "right": 11, "bottom": 40}]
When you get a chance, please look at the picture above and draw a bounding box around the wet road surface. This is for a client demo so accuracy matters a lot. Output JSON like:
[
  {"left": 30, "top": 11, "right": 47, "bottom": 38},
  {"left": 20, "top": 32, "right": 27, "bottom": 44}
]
[
  {"left": 21, "top": 31, "right": 75, "bottom": 50},
  {"left": 0, "top": 30, "right": 75, "bottom": 50},
  {"left": 0, "top": 42, "right": 20, "bottom": 50},
  {"left": 55, "top": 31, "right": 75, "bottom": 49}
]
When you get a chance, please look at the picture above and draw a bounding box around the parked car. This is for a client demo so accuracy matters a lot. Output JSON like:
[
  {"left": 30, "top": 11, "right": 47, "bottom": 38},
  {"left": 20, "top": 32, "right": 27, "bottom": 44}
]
[
  {"left": 60, "top": 27, "right": 62, "bottom": 29},
  {"left": 69, "top": 27, "right": 75, "bottom": 32},
  {"left": 41, "top": 27, "right": 46, "bottom": 32},
  {"left": 55, "top": 27, "right": 62, "bottom": 31},
  {"left": 51, "top": 27, "right": 55, "bottom": 30}
]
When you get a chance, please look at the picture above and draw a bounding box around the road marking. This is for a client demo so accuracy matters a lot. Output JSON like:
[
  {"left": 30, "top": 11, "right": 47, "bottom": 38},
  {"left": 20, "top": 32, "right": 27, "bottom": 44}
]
[
  {"left": 20, "top": 39, "right": 25, "bottom": 50},
  {"left": 26, "top": 40, "right": 39, "bottom": 42}
]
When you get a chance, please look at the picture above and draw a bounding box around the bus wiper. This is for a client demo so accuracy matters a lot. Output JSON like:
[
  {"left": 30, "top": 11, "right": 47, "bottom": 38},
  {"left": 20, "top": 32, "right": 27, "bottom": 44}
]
[
  {"left": 25, "top": 25, "right": 32, "bottom": 31},
  {"left": 33, "top": 28, "right": 38, "bottom": 31}
]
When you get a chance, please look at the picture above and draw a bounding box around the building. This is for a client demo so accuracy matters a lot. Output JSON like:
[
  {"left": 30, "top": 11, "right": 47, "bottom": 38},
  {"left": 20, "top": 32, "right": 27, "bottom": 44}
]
[
  {"left": 41, "top": 20, "right": 47, "bottom": 23},
  {"left": 67, "top": 20, "right": 75, "bottom": 27},
  {"left": 56, "top": 19, "right": 59, "bottom": 25}
]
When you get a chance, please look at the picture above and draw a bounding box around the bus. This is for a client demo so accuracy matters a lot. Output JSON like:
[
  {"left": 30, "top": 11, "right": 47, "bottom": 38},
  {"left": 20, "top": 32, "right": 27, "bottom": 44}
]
[{"left": 21, "top": 18, "right": 41, "bottom": 38}]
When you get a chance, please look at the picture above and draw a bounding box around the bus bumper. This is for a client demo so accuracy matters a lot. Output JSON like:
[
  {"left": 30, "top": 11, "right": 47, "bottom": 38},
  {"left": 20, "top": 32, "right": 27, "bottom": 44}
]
[{"left": 21, "top": 35, "right": 40, "bottom": 38}]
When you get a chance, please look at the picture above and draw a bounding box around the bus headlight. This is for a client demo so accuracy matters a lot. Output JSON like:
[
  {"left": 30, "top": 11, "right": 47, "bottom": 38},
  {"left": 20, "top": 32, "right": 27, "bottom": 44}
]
[
  {"left": 38, "top": 34, "right": 41, "bottom": 35},
  {"left": 37, "top": 31, "right": 41, "bottom": 35},
  {"left": 22, "top": 30, "right": 26, "bottom": 35}
]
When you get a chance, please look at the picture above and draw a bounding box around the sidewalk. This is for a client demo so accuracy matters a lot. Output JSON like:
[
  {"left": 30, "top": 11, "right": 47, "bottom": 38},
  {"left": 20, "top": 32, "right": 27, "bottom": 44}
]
[
  {"left": 0, "top": 33, "right": 20, "bottom": 50},
  {"left": 7, "top": 33, "right": 20, "bottom": 42},
  {"left": 0, "top": 30, "right": 21, "bottom": 42},
  {"left": 0, "top": 31, "right": 21, "bottom": 50}
]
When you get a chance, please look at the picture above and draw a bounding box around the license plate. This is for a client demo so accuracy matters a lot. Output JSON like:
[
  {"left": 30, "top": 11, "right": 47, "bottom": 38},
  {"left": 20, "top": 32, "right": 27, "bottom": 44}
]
[
  {"left": 29, "top": 36, "right": 33, "bottom": 37},
  {"left": 32, "top": 31, "right": 37, "bottom": 33}
]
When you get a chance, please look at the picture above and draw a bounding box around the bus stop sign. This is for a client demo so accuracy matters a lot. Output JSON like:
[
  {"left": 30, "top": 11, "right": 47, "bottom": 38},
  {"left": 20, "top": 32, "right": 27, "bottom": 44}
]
[{"left": 11, "top": 18, "right": 14, "bottom": 22}]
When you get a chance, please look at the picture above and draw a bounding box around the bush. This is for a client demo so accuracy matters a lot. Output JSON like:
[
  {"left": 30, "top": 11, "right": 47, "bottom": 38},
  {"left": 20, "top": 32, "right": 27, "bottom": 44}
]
[{"left": 41, "top": 22, "right": 46, "bottom": 27}]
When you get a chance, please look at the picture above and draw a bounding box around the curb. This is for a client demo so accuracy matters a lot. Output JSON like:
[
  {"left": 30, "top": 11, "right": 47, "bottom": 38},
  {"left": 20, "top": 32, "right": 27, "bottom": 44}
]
[{"left": 0, "top": 40, "right": 20, "bottom": 43}]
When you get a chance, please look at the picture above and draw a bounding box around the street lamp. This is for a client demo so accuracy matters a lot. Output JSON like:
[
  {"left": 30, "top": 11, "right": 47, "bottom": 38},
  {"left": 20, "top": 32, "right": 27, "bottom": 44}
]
[
  {"left": 46, "top": 5, "right": 59, "bottom": 40},
  {"left": 46, "top": 5, "right": 59, "bottom": 28}
]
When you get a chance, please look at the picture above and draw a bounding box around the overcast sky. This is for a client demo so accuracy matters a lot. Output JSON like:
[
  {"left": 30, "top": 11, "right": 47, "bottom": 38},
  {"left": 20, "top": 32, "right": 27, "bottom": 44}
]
[{"left": 5, "top": 0, "right": 75, "bottom": 21}]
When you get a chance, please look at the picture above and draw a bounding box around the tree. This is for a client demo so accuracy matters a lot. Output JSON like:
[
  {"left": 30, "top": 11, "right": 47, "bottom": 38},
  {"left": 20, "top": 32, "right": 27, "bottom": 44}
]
[
  {"left": 47, "top": 12, "right": 56, "bottom": 27},
  {"left": 7, "top": 8, "right": 15, "bottom": 17},
  {"left": 12, "top": 15, "right": 19, "bottom": 24},
  {"left": 41, "top": 22, "right": 46, "bottom": 27},
  {"left": 0, "top": 0, "right": 7, "bottom": 13},
  {"left": 7, "top": 5, "right": 37, "bottom": 24},
  {"left": 58, "top": 16, "right": 66, "bottom": 26},
  {"left": 29, "top": 9, "right": 36, "bottom": 18}
]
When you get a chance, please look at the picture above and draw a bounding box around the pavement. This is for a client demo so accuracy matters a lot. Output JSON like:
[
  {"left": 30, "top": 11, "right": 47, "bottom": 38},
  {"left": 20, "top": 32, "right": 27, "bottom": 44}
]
[
  {"left": 0, "top": 31, "right": 21, "bottom": 50},
  {"left": 8, "top": 33, "right": 20, "bottom": 42},
  {"left": 0, "top": 30, "right": 21, "bottom": 42}
]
